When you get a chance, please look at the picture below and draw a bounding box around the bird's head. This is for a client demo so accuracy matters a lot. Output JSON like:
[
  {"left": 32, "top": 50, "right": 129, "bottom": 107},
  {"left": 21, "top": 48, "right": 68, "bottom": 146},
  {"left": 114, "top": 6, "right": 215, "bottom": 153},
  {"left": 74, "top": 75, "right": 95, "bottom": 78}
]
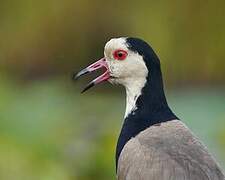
[{"left": 74, "top": 37, "right": 160, "bottom": 93}]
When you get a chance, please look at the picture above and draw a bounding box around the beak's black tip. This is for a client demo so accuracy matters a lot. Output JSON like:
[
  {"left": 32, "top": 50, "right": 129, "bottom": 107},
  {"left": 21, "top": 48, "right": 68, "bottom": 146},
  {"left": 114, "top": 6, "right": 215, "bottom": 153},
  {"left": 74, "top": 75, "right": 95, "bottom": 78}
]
[
  {"left": 81, "top": 81, "right": 95, "bottom": 93},
  {"left": 72, "top": 73, "right": 79, "bottom": 80},
  {"left": 81, "top": 88, "right": 86, "bottom": 94},
  {"left": 72, "top": 68, "right": 89, "bottom": 81}
]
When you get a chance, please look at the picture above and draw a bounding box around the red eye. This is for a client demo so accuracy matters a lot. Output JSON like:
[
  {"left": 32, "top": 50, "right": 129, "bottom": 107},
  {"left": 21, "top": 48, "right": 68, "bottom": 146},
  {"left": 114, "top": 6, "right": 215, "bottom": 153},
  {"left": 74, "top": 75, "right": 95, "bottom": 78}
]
[{"left": 113, "top": 50, "right": 128, "bottom": 60}]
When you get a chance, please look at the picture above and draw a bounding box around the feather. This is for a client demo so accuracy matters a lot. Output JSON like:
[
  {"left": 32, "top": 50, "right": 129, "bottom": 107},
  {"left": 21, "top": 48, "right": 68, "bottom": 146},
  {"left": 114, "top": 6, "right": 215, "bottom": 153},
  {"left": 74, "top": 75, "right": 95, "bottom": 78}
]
[{"left": 117, "top": 120, "right": 225, "bottom": 180}]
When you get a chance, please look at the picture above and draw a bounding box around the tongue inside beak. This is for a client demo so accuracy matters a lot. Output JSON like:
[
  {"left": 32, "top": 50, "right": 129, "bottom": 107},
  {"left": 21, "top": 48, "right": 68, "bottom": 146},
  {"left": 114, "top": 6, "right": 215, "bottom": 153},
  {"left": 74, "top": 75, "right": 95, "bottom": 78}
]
[{"left": 73, "top": 58, "right": 110, "bottom": 93}]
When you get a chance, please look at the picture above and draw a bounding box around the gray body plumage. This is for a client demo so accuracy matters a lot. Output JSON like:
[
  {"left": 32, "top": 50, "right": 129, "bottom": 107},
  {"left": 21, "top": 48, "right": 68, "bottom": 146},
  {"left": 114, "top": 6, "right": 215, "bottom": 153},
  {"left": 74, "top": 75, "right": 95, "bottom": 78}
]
[{"left": 117, "top": 120, "right": 225, "bottom": 180}]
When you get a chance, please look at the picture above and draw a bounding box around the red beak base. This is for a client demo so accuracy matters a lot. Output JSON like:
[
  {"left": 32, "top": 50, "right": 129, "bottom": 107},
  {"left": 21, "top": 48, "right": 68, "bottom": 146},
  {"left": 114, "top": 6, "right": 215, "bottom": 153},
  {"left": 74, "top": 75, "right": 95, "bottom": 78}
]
[{"left": 73, "top": 58, "right": 110, "bottom": 93}]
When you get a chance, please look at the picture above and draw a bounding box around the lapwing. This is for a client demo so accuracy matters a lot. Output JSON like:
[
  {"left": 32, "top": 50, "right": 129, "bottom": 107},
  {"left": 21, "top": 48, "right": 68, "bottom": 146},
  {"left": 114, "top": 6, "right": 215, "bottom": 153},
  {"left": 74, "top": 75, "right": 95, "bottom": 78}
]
[{"left": 74, "top": 37, "right": 225, "bottom": 180}]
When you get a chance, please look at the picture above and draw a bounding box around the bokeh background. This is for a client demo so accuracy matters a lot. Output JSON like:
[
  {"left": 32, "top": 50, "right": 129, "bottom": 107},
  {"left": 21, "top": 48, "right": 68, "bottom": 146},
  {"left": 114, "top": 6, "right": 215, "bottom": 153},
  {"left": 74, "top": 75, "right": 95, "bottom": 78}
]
[{"left": 0, "top": 0, "right": 225, "bottom": 179}]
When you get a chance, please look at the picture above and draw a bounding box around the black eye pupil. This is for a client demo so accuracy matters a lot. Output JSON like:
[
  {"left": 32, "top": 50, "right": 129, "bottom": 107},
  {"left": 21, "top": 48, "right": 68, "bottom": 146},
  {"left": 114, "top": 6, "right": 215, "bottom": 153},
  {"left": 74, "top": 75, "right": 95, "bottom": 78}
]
[{"left": 118, "top": 53, "right": 123, "bottom": 57}]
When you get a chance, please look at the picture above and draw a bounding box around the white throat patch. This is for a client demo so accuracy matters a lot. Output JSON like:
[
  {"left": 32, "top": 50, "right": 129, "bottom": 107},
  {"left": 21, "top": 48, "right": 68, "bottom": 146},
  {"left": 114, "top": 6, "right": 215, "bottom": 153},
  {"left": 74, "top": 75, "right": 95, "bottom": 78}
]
[{"left": 124, "top": 77, "right": 147, "bottom": 118}]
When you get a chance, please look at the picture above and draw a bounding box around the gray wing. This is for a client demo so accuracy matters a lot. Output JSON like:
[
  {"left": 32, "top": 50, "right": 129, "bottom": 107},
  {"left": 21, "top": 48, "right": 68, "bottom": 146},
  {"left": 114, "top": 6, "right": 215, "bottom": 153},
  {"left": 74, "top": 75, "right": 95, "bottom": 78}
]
[{"left": 117, "top": 120, "right": 225, "bottom": 180}]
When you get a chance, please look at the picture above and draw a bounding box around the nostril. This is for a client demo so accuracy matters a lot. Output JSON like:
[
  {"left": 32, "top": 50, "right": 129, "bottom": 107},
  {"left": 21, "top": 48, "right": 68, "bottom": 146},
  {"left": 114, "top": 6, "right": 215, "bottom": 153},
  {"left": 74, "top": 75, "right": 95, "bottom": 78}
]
[{"left": 92, "top": 64, "right": 100, "bottom": 68}]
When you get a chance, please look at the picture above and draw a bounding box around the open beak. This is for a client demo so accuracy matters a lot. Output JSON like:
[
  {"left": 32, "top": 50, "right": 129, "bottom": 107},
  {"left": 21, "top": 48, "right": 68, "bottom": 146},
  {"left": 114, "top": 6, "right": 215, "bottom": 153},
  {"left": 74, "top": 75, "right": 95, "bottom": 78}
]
[{"left": 73, "top": 58, "right": 110, "bottom": 93}]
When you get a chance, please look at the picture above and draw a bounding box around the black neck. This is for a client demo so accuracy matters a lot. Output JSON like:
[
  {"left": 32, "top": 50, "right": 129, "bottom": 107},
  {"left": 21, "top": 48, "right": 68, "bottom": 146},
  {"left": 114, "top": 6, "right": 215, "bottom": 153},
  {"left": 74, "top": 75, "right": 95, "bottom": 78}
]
[{"left": 115, "top": 62, "right": 178, "bottom": 170}]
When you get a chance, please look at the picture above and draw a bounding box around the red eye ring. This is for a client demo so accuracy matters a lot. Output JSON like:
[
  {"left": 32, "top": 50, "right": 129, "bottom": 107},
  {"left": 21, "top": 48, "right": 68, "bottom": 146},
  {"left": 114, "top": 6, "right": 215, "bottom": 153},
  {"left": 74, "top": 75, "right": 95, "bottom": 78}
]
[{"left": 113, "top": 49, "right": 128, "bottom": 60}]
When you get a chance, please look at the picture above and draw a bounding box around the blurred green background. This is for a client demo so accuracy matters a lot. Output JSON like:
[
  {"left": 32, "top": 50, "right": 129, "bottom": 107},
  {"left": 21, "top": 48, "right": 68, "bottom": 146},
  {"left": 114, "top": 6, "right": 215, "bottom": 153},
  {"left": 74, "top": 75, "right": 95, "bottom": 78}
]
[{"left": 0, "top": 0, "right": 225, "bottom": 179}]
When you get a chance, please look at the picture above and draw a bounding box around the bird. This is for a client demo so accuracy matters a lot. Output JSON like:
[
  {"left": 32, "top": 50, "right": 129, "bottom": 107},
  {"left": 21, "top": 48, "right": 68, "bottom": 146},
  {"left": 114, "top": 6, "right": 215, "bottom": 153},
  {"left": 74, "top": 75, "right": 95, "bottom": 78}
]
[{"left": 74, "top": 37, "right": 225, "bottom": 180}]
